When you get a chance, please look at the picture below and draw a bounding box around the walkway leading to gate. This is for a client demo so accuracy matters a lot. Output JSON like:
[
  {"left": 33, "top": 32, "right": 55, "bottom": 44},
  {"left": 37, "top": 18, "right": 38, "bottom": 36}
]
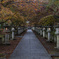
[{"left": 9, "top": 29, "right": 52, "bottom": 59}]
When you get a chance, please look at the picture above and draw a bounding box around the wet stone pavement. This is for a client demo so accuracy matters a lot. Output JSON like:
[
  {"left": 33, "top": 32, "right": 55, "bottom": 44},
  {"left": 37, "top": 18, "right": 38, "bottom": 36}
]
[{"left": 9, "top": 29, "right": 52, "bottom": 59}]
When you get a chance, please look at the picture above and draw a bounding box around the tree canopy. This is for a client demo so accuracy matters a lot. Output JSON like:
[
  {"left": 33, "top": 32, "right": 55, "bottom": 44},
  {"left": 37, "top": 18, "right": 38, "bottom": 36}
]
[{"left": 0, "top": 0, "right": 59, "bottom": 27}]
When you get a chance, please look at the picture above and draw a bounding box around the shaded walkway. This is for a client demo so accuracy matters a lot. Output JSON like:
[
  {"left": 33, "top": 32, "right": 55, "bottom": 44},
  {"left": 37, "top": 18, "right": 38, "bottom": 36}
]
[{"left": 9, "top": 30, "right": 52, "bottom": 59}]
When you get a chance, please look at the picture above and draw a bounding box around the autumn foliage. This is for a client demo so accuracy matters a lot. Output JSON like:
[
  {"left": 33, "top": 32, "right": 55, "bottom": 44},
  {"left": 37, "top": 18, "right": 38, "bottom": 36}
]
[{"left": 0, "top": 0, "right": 59, "bottom": 26}]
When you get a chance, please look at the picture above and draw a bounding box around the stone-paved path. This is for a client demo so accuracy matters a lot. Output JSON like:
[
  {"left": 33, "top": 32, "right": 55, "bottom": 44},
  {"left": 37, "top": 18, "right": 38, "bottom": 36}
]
[{"left": 9, "top": 29, "right": 52, "bottom": 59}]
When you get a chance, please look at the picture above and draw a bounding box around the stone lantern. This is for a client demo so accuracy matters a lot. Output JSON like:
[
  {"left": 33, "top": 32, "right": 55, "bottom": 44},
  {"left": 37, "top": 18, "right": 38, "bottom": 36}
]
[
  {"left": 3, "top": 24, "right": 10, "bottom": 45},
  {"left": 55, "top": 24, "right": 59, "bottom": 49}
]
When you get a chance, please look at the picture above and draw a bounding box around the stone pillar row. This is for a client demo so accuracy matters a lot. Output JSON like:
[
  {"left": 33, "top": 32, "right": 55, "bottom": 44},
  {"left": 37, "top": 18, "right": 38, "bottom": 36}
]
[
  {"left": 33, "top": 26, "right": 59, "bottom": 49},
  {"left": 18, "top": 27, "right": 26, "bottom": 35},
  {"left": 2, "top": 26, "right": 26, "bottom": 45},
  {"left": 34, "top": 27, "right": 51, "bottom": 41}
]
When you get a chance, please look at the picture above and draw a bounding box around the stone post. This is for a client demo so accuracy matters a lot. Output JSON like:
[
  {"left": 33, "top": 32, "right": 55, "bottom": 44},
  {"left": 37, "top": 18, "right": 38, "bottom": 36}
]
[
  {"left": 55, "top": 27, "right": 59, "bottom": 48},
  {"left": 4, "top": 28, "right": 10, "bottom": 44},
  {"left": 43, "top": 28, "right": 46, "bottom": 38},
  {"left": 32, "top": 27, "right": 35, "bottom": 30},
  {"left": 21, "top": 27, "right": 23, "bottom": 33},
  {"left": 47, "top": 28, "right": 51, "bottom": 41},
  {"left": 22, "top": 27, "right": 23, "bottom": 32},
  {"left": 46, "top": 28, "right": 48, "bottom": 38},
  {"left": 54, "top": 35, "right": 57, "bottom": 43},
  {"left": 18, "top": 27, "right": 21, "bottom": 34},
  {"left": 35, "top": 27, "right": 37, "bottom": 32},
  {"left": 54, "top": 28, "right": 57, "bottom": 43},
  {"left": 38, "top": 28, "right": 40, "bottom": 34},
  {"left": 11, "top": 27, "right": 15, "bottom": 40},
  {"left": 40, "top": 28, "right": 43, "bottom": 36},
  {"left": 36, "top": 27, "right": 38, "bottom": 33}
]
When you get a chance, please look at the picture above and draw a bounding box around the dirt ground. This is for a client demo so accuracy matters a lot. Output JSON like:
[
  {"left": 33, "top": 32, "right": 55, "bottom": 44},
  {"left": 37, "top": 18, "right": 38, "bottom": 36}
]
[{"left": 0, "top": 31, "right": 26, "bottom": 59}]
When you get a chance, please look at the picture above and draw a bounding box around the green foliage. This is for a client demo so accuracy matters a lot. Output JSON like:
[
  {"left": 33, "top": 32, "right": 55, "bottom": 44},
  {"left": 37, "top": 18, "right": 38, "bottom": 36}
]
[
  {"left": 9, "top": 7, "right": 15, "bottom": 13},
  {"left": 39, "top": 15, "right": 59, "bottom": 26},
  {"left": 48, "top": 0, "right": 59, "bottom": 13}
]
